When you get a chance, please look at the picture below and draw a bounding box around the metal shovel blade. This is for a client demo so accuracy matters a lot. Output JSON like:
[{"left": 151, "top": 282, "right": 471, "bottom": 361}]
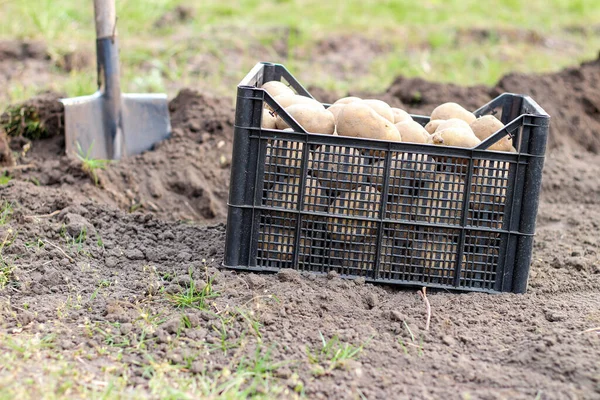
[
  {"left": 61, "top": 0, "right": 171, "bottom": 161},
  {"left": 61, "top": 92, "right": 171, "bottom": 160}
]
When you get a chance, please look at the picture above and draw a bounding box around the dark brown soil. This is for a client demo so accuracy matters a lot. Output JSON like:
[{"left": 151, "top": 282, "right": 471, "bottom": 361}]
[
  {"left": 1, "top": 55, "right": 600, "bottom": 399},
  {"left": 3, "top": 89, "right": 234, "bottom": 223},
  {"left": 382, "top": 52, "right": 600, "bottom": 155}
]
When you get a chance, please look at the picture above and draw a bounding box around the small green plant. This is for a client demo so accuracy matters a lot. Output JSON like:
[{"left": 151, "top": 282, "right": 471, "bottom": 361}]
[
  {"left": 166, "top": 272, "right": 219, "bottom": 311},
  {"left": 236, "top": 308, "right": 263, "bottom": 339},
  {"left": 397, "top": 321, "right": 424, "bottom": 357},
  {"left": 24, "top": 238, "right": 45, "bottom": 250},
  {"left": 307, "top": 332, "right": 367, "bottom": 375},
  {"left": 0, "top": 229, "right": 16, "bottom": 290},
  {"left": 0, "top": 201, "right": 13, "bottom": 225},
  {"left": 0, "top": 258, "right": 14, "bottom": 290},
  {"left": 76, "top": 141, "right": 111, "bottom": 186},
  {"left": 0, "top": 172, "right": 11, "bottom": 185},
  {"left": 90, "top": 279, "right": 111, "bottom": 301},
  {"left": 209, "top": 315, "right": 242, "bottom": 354},
  {"left": 0, "top": 105, "right": 46, "bottom": 139}
]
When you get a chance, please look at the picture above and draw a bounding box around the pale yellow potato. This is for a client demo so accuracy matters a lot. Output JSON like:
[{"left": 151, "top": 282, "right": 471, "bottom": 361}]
[
  {"left": 431, "top": 102, "right": 476, "bottom": 124},
  {"left": 261, "top": 81, "right": 294, "bottom": 98},
  {"left": 424, "top": 119, "right": 444, "bottom": 135},
  {"left": 264, "top": 176, "right": 328, "bottom": 213},
  {"left": 265, "top": 140, "right": 305, "bottom": 176},
  {"left": 395, "top": 120, "right": 430, "bottom": 144},
  {"left": 469, "top": 159, "right": 509, "bottom": 212},
  {"left": 470, "top": 115, "right": 513, "bottom": 152},
  {"left": 273, "top": 94, "right": 324, "bottom": 110},
  {"left": 416, "top": 173, "right": 466, "bottom": 225},
  {"left": 333, "top": 96, "right": 362, "bottom": 105},
  {"left": 275, "top": 104, "right": 335, "bottom": 134},
  {"left": 258, "top": 228, "right": 296, "bottom": 262},
  {"left": 327, "top": 185, "right": 381, "bottom": 242},
  {"left": 308, "top": 147, "right": 366, "bottom": 190},
  {"left": 435, "top": 118, "right": 474, "bottom": 134},
  {"left": 429, "top": 128, "right": 481, "bottom": 148},
  {"left": 261, "top": 108, "right": 277, "bottom": 129},
  {"left": 326, "top": 103, "right": 346, "bottom": 124},
  {"left": 337, "top": 102, "right": 401, "bottom": 142},
  {"left": 408, "top": 234, "right": 457, "bottom": 282},
  {"left": 370, "top": 153, "right": 436, "bottom": 194},
  {"left": 391, "top": 108, "right": 413, "bottom": 124},
  {"left": 361, "top": 99, "right": 394, "bottom": 123}
]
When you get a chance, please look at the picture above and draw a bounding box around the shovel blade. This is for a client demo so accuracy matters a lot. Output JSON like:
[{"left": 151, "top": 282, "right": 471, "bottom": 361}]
[
  {"left": 121, "top": 93, "right": 171, "bottom": 156},
  {"left": 61, "top": 92, "right": 109, "bottom": 159},
  {"left": 60, "top": 92, "right": 171, "bottom": 160}
]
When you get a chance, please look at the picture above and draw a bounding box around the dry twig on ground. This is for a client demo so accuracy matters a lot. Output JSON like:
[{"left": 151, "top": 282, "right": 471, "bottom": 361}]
[{"left": 419, "top": 287, "right": 431, "bottom": 331}]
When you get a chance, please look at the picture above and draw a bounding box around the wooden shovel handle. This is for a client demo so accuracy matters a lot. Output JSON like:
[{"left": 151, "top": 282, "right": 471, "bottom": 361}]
[{"left": 94, "top": 0, "right": 117, "bottom": 39}]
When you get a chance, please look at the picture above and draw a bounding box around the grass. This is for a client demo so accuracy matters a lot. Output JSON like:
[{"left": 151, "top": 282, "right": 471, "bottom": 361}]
[
  {"left": 0, "top": 172, "right": 11, "bottom": 185},
  {"left": 1, "top": 1, "right": 600, "bottom": 109},
  {"left": 306, "top": 332, "right": 367, "bottom": 375},
  {"left": 75, "top": 142, "right": 111, "bottom": 186},
  {"left": 166, "top": 271, "right": 219, "bottom": 311},
  {"left": 0, "top": 228, "right": 16, "bottom": 290},
  {"left": 0, "top": 104, "right": 47, "bottom": 139},
  {"left": 397, "top": 321, "right": 425, "bottom": 357},
  {"left": 0, "top": 201, "right": 13, "bottom": 225}
]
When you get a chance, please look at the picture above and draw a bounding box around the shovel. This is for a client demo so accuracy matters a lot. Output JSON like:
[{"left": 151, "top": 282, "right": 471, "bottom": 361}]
[{"left": 61, "top": 0, "right": 171, "bottom": 160}]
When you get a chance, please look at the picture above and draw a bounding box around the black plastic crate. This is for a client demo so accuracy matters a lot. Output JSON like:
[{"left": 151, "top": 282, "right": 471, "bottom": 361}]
[{"left": 224, "top": 62, "right": 550, "bottom": 294}]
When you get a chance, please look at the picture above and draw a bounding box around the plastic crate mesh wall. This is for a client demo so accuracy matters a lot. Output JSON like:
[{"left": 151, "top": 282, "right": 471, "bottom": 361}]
[{"left": 255, "top": 139, "right": 513, "bottom": 291}]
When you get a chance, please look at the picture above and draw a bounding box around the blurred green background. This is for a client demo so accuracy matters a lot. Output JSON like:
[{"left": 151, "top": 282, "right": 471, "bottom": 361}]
[{"left": 1, "top": 0, "right": 600, "bottom": 108}]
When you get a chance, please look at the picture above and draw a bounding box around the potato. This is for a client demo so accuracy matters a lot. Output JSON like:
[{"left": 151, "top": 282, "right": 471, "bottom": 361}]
[
  {"left": 385, "top": 194, "right": 416, "bottom": 225},
  {"left": 424, "top": 119, "right": 444, "bottom": 135},
  {"left": 379, "top": 237, "right": 411, "bottom": 274},
  {"left": 258, "top": 228, "right": 296, "bottom": 262},
  {"left": 370, "top": 153, "right": 436, "bottom": 194},
  {"left": 337, "top": 102, "right": 401, "bottom": 142},
  {"left": 408, "top": 234, "right": 457, "bottom": 283},
  {"left": 275, "top": 104, "right": 335, "bottom": 134},
  {"left": 273, "top": 94, "right": 324, "bottom": 110},
  {"left": 308, "top": 146, "right": 367, "bottom": 190},
  {"left": 430, "top": 102, "right": 476, "bottom": 124},
  {"left": 261, "top": 108, "right": 277, "bottom": 129},
  {"left": 337, "top": 240, "right": 378, "bottom": 272},
  {"left": 264, "top": 176, "right": 328, "bottom": 213},
  {"left": 460, "top": 249, "right": 496, "bottom": 284},
  {"left": 461, "top": 234, "right": 501, "bottom": 284},
  {"left": 391, "top": 108, "right": 413, "bottom": 124},
  {"left": 326, "top": 103, "right": 346, "bottom": 123},
  {"left": 327, "top": 185, "right": 381, "bottom": 242},
  {"left": 361, "top": 99, "right": 394, "bottom": 123},
  {"left": 264, "top": 140, "right": 304, "bottom": 177},
  {"left": 435, "top": 118, "right": 474, "bottom": 134},
  {"left": 395, "top": 120, "right": 430, "bottom": 144},
  {"left": 416, "top": 173, "right": 465, "bottom": 226},
  {"left": 469, "top": 159, "right": 509, "bottom": 212},
  {"left": 333, "top": 96, "right": 362, "bottom": 105},
  {"left": 261, "top": 81, "right": 294, "bottom": 98},
  {"left": 429, "top": 128, "right": 481, "bottom": 148},
  {"left": 470, "top": 115, "right": 513, "bottom": 152}
]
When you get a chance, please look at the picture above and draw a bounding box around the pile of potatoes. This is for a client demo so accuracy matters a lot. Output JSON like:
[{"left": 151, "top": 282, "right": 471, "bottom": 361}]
[
  {"left": 257, "top": 81, "right": 509, "bottom": 283},
  {"left": 259, "top": 80, "right": 516, "bottom": 152}
]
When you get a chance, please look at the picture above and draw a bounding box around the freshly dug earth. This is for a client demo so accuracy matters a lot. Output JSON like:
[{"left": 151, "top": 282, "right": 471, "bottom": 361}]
[
  {"left": 1, "top": 57, "right": 600, "bottom": 398},
  {"left": 2, "top": 89, "right": 234, "bottom": 223}
]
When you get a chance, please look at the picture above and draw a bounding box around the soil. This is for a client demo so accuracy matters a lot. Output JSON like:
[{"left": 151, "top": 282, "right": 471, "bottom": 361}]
[{"left": 1, "top": 53, "right": 600, "bottom": 398}]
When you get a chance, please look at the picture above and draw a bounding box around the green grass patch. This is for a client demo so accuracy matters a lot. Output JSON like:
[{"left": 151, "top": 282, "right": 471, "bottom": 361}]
[
  {"left": 307, "top": 332, "right": 368, "bottom": 375},
  {"left": 0, "top": 172, "right": 11, "bottom": 186},
  {"left": 166, "top": 272, "right": 219, "bottom": 311},
  {"left": 1, "top": 0, "right": 600, "bottom": 109},
  {"left": 75, "top": 142, "right": 111, "bottom": 186}
]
